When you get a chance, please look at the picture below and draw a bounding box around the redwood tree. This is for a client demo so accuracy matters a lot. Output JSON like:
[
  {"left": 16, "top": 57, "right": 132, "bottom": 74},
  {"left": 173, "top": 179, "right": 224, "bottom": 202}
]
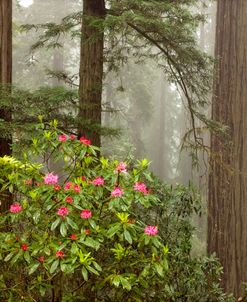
[
  {"left": 208, "top": 0, "right": 247, "bottom": 298},
  {"left": 0, "top": 0, "right": 12, "bottom": 213},
  {"left": 0, "top": 0, "right": 12, "bottom": 156},
  {"left": 78, "top": 0, "right": 105, "bottom": 147}
]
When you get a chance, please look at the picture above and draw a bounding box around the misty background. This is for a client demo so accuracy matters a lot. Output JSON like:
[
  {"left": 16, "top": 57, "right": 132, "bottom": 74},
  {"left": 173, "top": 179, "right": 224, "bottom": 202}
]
[{"left": 14, "top": 0, "right": 216, "bottom": 253}]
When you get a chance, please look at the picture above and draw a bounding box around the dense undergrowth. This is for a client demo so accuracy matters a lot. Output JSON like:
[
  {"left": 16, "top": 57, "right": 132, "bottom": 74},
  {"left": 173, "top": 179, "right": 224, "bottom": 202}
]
[{"left": 0, "top": 121, "right": 233, "bottom": 301}]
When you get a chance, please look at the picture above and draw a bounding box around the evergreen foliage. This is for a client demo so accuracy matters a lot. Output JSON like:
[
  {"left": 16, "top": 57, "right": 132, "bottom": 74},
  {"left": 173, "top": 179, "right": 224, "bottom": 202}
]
[
  {"left": 0, "top": 122, "right": 233, "bottom": 301},
  {"left": 11, "top": 0, "right": 221, "bottom": 153}
]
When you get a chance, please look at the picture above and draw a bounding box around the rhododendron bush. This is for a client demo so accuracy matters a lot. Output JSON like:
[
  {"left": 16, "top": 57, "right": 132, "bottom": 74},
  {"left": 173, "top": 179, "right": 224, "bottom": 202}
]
[{"left": 0, "top": 122, "right": 232, "bottom": 301}]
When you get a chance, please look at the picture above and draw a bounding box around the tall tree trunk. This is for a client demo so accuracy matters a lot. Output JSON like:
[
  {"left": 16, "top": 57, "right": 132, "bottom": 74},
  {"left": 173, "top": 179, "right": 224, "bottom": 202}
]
[
  {"left": 0, "top": 0, "right": 12, "bottom": 213},
  {"left": 208, "top": 0, "right": 247, "bottom": 298},
  {"left": 78, "top": 0, "right": 105, "bottom": 147},
  {"left": 157, "top": 74, "right": 167, "bottom": 180},
  {"left": 0, "top": 0, "right": 12, "bottom": 156}
]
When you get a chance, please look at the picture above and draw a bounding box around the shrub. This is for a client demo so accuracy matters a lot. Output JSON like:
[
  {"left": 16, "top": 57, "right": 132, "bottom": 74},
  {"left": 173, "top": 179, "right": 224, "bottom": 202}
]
[{"left": 0, "top": 121, "right": 233, "bottom": 301}]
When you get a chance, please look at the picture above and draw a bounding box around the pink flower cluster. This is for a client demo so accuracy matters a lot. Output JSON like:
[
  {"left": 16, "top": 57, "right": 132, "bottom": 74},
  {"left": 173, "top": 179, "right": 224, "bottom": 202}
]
[
  {"left": 44, "top": 172, "right": 58, "bottom": 185},
  {"left": 56, "top": 250, "right": 64, "bottom": 258},
  {"left": 25, "top": 179, "right": 33, "bottom": 185},
  {"left": 70, "top": 234, "right": 77, "bottom": 240},
  {"left": 80, "top": 136, "right": 91, "bottom": 145},
  {"left": 144, "top": 226, "right": 158, "bottom": 236},
  {"left": 64, "top": 182, "right": 72, "bottom": 190},
  {"left": 65, "top": 196, "right": 73, "bottom": 204},
  {"left": 115, "top": 162, "right": 127, "bottom": 173},
  {"left": 92, "top": 177, "right": 104, "bottom": 186},
  {"left": 10, "top": 202, "right": 22, "bottom": 213},
  {"left": 63, "top": 182, "right": 80, "bottom": 192},
  {"left": 134, "top": 182, "right": 148, "bottom": 194},
  {"left": 58, "top": 134, "right": 67, "bottom": 142},
  {"left": 73, "top": 184, "right": 81, "bottom": 192},
  {"left": 111, "top": 187, "right": 124, "bottom": 197},
  {"left": 21, "top": 244, "right": 28, "bottom": 251},
  {"left": 58, "top": 134, "right": 77, "bottom": 142},
  {"left": 57, "top": 207, "right": 69, "bottom": 217},
  {"left": 81, "top": 209, "right": 92, "bottom": 219}
]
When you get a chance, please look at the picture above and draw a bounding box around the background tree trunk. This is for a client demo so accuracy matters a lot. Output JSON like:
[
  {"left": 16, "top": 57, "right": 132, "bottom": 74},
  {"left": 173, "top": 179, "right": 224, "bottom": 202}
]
[
  {"left": 0, "top": 0, "right": 12, "bottom": 213},
  {"left": 208, "top": 0, "right": 247, "bottom": 297},
  {"left": 0, "top": 0, "right": 12, "bottom": 156},
  {"left": 78, "top": 0, "right": 105, "bottom": 147}
]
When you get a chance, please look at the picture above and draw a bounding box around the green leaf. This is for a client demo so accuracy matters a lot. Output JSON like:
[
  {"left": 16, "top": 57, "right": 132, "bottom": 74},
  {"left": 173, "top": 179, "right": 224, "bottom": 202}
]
[
  {"left": 4, "top": 252, "right": 14, "bottom": 262},
  {"left": 9, "top": 184, "right": 14, "bottom": 193},
  {"left": 107, "top": 224, "right": 121, "bottom": 238},
  {"left": 29, "top": 263, "right": 40, "bottom": 275},
  {"left": 11, "top": 251, "right": 22, "bottom": 265},
  {"left": 84, "top": 238, "right": 100, "bottom": 250},
  {"left": 155, "top": 263, "right": 164, "bottom": 277},
  {"left": 33, "top": 211, "right": 41, "bottom": 224},
  {"left": 50, "top": 259, "right": 59, "bottom": 274},
  {"left": 60, "top": 222, "right": 67, "bottom": 237},
  {"left": 60, "top": 263, "right": 68, "bottom": 272},
  {"left": 66, "top": 217, "right": 78, "bottom": 230},
  {"left": 24, "top": 251, "right": 31, "bottom": 263},
  {"left": 71, "top": 242, "right": 78, "bottom": 255},
  {"left": 39, "top": 286, "right": 46, "bottom": 297},
  {"left": 112, "top": 275, "right": 120, "bottom": 287},
  {"left": 44, "top": 247, "right": 51, "bottom": 256},
  {"left": 51, "top": 218, "right": 61, "bottom": 231},
  {"left": 87, "top": 265, "right": 99, "bottom": 275},
  {"left": 163, "top": 258, "right": 169, "bottom": 271},
  {"left": 124, "top": 229, "right": 132, "bottom": 244},
  {"left": 144, "top": 235, "right": 150, "bottom": 245},
  {"left": 93, "top": 261, "right": 102, "bottom": 272},
  {"left": 89, "top": 219, "right": 96, "bottom": 229},
  {"left": 81, "top": 267, "right": 88, "bottom": 281},
  {"left": 120, "top": 277, "right": 131, "bottom": 291}
]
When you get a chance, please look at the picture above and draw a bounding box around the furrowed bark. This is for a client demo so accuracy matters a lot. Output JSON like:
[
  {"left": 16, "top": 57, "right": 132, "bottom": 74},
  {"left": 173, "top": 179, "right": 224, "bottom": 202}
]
[
  {"left": 78, "top": 0, "right": 105, "bottom": 147},
  {"left": 208, "top": 0, "right": 247, "bottom": 297},
  {"left": 0, "top": 0, "right": 12, "bottom": 213}
]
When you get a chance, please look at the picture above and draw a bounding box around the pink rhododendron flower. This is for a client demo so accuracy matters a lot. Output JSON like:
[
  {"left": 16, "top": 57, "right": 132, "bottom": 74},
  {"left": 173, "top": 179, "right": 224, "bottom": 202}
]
[
  {"left": 92, "top": 177, "right": 104, "bottom": 186},
  {"left": 65, "top": 196, "right": 73, "bottom": 204},
  {"left": 25, "top": 179, "right": 33, "bottom": 185},
  {"left": 81, "top": 176, "right": 87, "bottom": 181},
  {"left": 44, "top": 172, "right": 58, "bottom": 185},
  {"left": 64, "top": 182, "right": 72, "bottom": 190},
  {"left": 81, "top": 209, "right": 92, "bottom": 219},
  {"left": 70, "top": 234, "right": 77, "bottom": 240},
  {"left": 134, "top": 182, "right": 148, "bottom": 194},
  {"left": 84, "top": 229, "right": 91, "bottom": 235},
  {"left": 54, "top": 184, "right": 61, "bottom": 191},
  {"left": 21, "top": 244, "right": 28, "bottom": 251},
  {"left": 144, "top": 226, "right": 158, "bottom": 236},
  {"left": 56, "top": 250, "right": 64, "bottom": 258},
  {"left": 111, "top": 187, "right": 124, "bottom": 197},
  {"left": 73, "top": 184, "right": 81, "bottom": 192},
  {"left": 10, "top": 202, "right": 22, "bottom": 213},
  {"left": 57, "top": 207, "right": 69, "bottom": 217},
  {"left": 58, "top": 134, "right": 67, "bottom": 142},
  {"left": 39, "top": 256, "right": 45, "bottom": 263},
  {"left": 70, "top": 134, "right": 76, "bottom": 141},
  {"left": 115, "top": 162, "right": 127, "bottom": 173},
  {"left": 79, "top": 136, "right": 91, "bottom": 145}
]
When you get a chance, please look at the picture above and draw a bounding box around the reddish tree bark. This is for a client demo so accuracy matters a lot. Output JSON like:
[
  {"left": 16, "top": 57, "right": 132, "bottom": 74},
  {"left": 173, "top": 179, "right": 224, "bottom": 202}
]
[
  {"left": 78, "top": 0, "right": 105, "bottom": 147},
  {"left": 208, "top": 0, "right": 247, "bottom": 298},
  {"left": 0, "top": 0, "right": 12, "bottom": 156},
  {"left": 0, "top": 0, "right": 12, "bottom": 213}
]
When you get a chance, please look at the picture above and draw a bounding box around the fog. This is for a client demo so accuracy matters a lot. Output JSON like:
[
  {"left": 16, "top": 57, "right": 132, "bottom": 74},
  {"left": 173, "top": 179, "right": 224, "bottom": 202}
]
[{"left": 13, "top": 0, "right": 216, "bottom": 253}]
